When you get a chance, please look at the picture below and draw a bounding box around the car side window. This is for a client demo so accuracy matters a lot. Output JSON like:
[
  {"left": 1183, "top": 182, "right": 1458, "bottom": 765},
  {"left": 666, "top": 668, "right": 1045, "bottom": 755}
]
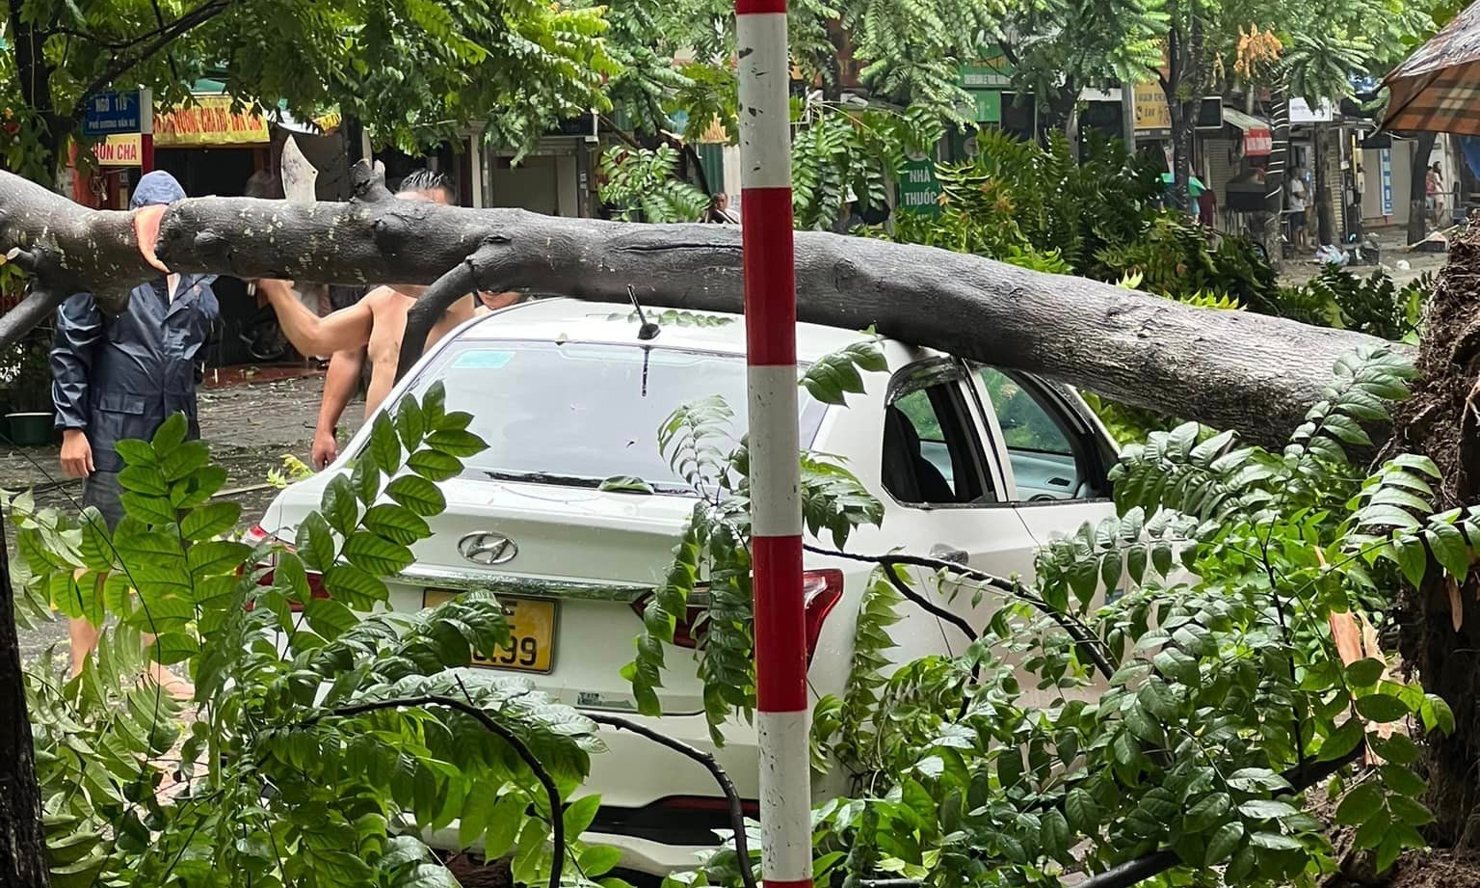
[
  {"left": 977, "top": 366, "right": 1100, "bottom": 502},
  {"left": 882, "top": 364, "right": 992, "bottom": 507}
]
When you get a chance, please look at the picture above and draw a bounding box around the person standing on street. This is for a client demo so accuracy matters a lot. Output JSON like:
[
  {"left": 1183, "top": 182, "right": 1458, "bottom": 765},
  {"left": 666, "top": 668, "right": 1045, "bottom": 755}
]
[
  {"left": 1427, "top": 162, "right": 1443, "bottom": 225},
  {"left": 52, "top": 170, "right": 219, "bottom": 692},
  {"left": 1288, "top": 169, "right": 1309, "bottom": 251}
]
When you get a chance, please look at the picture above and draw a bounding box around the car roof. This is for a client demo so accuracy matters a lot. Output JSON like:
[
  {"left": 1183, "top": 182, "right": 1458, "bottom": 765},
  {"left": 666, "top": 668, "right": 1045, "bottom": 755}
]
[{"left": 457, "top": 297, "right": 881, "bottom": 362}]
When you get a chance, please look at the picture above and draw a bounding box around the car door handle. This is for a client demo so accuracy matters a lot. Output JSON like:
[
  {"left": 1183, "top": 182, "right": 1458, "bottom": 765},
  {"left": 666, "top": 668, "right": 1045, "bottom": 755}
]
[{"left": 930, "top": 543, "right": 969, "bottom": 566}]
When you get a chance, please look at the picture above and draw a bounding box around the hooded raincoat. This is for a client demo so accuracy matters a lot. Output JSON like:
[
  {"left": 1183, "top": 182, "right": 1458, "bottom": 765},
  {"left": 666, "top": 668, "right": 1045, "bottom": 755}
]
[{"left": 51, "top": 171, "right": 219, "bottom": 475}]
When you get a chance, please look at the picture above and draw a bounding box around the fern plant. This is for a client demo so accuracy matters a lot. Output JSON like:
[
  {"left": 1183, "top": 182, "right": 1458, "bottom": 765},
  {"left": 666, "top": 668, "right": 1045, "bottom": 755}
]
[{"left": 11, "top": 384, "right": 613, "bottom": 888}]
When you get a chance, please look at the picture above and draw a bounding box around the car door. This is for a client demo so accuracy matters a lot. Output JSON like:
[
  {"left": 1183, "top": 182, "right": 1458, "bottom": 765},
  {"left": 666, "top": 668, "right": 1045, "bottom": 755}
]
[
  {"left": 966, "top": 364, "right": 1119, "bottom": 553},
  {"left": 820, "top": 345, "right": 1044, "bottom": 666}
]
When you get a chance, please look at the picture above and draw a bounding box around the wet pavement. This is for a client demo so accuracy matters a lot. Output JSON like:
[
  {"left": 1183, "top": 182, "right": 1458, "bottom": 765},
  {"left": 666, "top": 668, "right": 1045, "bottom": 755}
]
[{"left": 4, "top": 372, "right": 366, "bottom": 660}]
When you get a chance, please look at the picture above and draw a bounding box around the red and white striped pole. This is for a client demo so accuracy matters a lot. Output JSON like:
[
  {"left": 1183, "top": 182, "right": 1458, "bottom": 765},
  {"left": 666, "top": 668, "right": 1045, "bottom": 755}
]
[{"left": 736, "top": 1, "right": 809, "bottom": 887}]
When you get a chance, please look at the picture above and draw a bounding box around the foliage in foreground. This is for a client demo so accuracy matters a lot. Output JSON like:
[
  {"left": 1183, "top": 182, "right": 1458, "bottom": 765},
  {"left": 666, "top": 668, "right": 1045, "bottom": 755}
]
[
  {"left": 10, "top": 385, "right": 613, "bottom": 888},
  {"left": 634, "top": 343, "right": 1456, "bottom": 887}
]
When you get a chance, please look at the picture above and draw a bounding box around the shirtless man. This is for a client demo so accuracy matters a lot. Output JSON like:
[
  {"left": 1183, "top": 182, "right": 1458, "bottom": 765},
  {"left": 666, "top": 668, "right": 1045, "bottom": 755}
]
[{"left": 255, "top": 171, "right": 518, "bottom": 466}]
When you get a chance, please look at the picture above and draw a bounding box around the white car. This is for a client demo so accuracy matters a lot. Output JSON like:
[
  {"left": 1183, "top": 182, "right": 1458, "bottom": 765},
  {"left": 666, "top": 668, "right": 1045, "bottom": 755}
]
[{"left": 255, "top": 298, "right": 1120, "bottom": 875}]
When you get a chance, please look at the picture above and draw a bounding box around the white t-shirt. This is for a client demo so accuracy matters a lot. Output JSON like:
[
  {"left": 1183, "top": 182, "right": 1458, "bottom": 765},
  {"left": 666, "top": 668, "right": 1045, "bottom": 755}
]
[{"left": 1289, "top": 178, "right": 1307, "bottom": 212}]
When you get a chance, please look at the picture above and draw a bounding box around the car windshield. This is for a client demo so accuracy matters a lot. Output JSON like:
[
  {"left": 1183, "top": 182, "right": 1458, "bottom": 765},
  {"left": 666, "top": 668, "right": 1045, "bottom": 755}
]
[{"left": 406, "top": 340, "right": 825, "bottom": 492}]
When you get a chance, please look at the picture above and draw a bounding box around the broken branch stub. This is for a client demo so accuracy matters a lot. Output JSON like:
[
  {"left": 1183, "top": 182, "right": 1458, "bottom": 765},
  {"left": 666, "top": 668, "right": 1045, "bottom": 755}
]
[{"left": 0, "top": 163, "right": 1405, "bottom": 445}]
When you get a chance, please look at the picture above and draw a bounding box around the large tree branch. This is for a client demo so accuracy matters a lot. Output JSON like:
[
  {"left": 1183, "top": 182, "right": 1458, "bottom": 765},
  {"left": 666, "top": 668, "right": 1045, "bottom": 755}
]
[{"left": 0, "top": 164, "right": 1406, "bottom": 446}]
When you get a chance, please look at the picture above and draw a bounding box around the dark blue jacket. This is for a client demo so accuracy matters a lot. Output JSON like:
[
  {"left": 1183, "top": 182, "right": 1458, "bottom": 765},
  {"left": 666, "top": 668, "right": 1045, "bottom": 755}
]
[{"left": 51, "top": 275, "right": 220, "bottom": 473}]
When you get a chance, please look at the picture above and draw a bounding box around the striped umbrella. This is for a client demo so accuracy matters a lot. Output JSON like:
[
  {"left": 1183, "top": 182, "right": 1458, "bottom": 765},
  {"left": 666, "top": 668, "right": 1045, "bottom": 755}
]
[{"left": 1383, "top": 0, "right": 1480, "bottom": 135}]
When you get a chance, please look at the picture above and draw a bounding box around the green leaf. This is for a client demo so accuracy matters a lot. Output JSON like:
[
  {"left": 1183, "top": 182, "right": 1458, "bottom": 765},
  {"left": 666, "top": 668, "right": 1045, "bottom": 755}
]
[
  {"left": 1382, "top": 764, "right": 1428, "bottom": 798},
  {"left": 159, "top": 440, "right": 211, "bottom": 482},
  {"left": 1370, "top": 732, "right": 1420, "bottom": 766},
  {"left": 1317, "top": 719, "right": 1365, "bottom": 763},
  {"left": 322, "top": 564, "right": 389, "bottom": 607},
  {"left": 1065, "top": 787, "right": 1101, "bottom": 833},
  {"left": 798, "top": 340, "right": 886, "bottom": 405},
  {"left": 599, "top": 475, "right": 656, "bottom": 494},
  {"left": 578, "top": 845, "right": 623, "bottom": 878},
  {"left": 427, "top": 428, "right": 488, "bottom": 458},
  {"left": 119, "top": 492, "right": 178, "bottom": 526},
  {"left": 1249, "top": 831, "right": 1302, "bottom": 851},
  {"left": 459, "top": 780, "right": 500, "bottom": 849},
  {"left": 78, "top": 508, "right": 113, "bottom": 571},
  {"left": 1395, "top": 537, "right": 1428, "bottom": 587},
  {"left": 1238, "top": 799, "right": 1299, "bottom": 821},
  {"left": 1123, "top": 701, "right": 1163, "bottom": 744},
  {"left": 1346, "top": 658, "right": 1386, "bottom": 688},
  {"left": 304, "top": 597, "right": 359, "bottom": 640},
  {"left": 180, "top": 501, "right": 240, "bottom": 541},
  {"left": 362, "top": 504, "right": 431, "bottom": 546},
  {"left": 1355, "top": 693, "right": 1410, "bottom": 724},
  {"left": 342, "top": 531, "right": 414, "bottom": 576},
  {"left": 150, "top": 414, "right": 189, "bottom": 454},
  {"left": 1205, "top": 821, "right": 1244, "bottom": 865},
  {"left": 563, "top": 794, "right": 602, "bottom": 837},
  {"left": 1335, "top": 783, "right": 1384, "bottom": 826},
  {"left": 1421, "top": 694, "right": 1456, "bottom": 734},
  {"left": 483, "top": 792, "right": 525, "bottom": 859},
  {"left": 1185, "top": 792, "right": 1230, "bottom": 833},
  {"left": 396, "top": 395, "right": 427, "bottom": 449},
  {"left": 322, "top": 475, "right": 360, "bottom": 536},
  {"left": 1389, "top": 794, "right": 1435, "bottom": 827},
  {"left": 114, "top": 439, "right": 157, "bottom": 467},
  {"left": 1040, "top": 808, "right": 1070, "bottom": 859},
  {"left": 186, "top": 540, "right": 250, "bottom": 577},
  {"left": 385, "top": 475, "right": 447, "bottom": 517},
  {"left": 1427, "top": 521, "right": 1471, "bottom": 581},
  {"left": 118, "top": 464, "right": 167, "bottom": 500},
  {"left": 371, "top": 413, "right": 404, "bottom": 475},
  {"left": 294, "top": 513, "right": 336, "bottom": 572},
  {"left": 422, "top": 382, "right": 448, "bottom": 427},
  {"left": 352, "top": 448, "right": 381, "bottom": 506},
  {"left": 407, "top": 449, "right": 463, "bottom": 482}
]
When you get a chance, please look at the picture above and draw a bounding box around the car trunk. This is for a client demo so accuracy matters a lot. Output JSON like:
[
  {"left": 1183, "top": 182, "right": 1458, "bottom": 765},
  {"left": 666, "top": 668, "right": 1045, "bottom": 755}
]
[{"left": 388, "top": 478, "right": 708, "bottom": 713}]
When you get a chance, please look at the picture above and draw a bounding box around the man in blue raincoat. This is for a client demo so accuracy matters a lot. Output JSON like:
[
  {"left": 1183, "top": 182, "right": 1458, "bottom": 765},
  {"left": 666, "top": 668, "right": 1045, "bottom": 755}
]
[{"left": 50, "top": 170, "right": 219, "bottom": 684}]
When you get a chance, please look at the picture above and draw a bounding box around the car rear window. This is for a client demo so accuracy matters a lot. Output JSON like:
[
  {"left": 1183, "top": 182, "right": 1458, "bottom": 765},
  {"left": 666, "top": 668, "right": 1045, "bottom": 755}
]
[{"left": 405, "top": 340, "right": 826, "bottom": 491}]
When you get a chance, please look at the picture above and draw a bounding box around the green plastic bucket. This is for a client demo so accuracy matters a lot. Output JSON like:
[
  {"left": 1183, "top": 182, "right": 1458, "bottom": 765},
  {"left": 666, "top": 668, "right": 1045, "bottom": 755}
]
[{"left": 5, "top": 412, "right": 54, "bottom": 447}]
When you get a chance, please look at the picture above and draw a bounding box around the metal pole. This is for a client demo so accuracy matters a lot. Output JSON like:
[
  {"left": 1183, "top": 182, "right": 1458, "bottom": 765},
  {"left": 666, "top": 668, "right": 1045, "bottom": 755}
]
[
  {"left": 735, "top": 0, "right": 809, "bottom": 886},
  {"left": 1121, "top": 82, "right": 1137, "bottom": 152}
]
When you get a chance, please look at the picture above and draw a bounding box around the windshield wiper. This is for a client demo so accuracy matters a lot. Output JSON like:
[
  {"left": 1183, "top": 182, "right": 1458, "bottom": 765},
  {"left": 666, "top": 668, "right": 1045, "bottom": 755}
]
[{"left": 481, "top": 469, "right": 690, "bottom": 495}]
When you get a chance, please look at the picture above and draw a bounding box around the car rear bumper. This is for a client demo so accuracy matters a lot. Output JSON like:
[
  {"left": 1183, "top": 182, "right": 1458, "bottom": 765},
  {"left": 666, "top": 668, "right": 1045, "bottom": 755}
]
[{"left": 424, "top": 708, "right": 761, "bottom": 875}]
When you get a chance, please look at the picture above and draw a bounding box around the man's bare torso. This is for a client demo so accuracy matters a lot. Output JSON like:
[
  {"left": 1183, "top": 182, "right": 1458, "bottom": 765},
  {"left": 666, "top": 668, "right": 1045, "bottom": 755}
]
[{"left": 362, "top": 286, "right": 487, "bottom": 416}]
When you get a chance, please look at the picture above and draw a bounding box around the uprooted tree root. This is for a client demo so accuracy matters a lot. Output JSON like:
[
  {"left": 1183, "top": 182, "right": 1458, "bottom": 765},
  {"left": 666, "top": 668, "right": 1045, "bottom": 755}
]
[{"left": 1366, "top": 224, "right": 1480, "bottom": 878}]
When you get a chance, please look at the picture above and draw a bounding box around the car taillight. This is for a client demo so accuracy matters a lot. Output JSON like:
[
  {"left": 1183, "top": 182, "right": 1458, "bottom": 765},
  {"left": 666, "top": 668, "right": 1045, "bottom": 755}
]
[
  {"left": 242, "top": 524, "right": 330, "bottom": 612},
  {"left": 630, "top": 568, "right": 844, "bottom": 664}
]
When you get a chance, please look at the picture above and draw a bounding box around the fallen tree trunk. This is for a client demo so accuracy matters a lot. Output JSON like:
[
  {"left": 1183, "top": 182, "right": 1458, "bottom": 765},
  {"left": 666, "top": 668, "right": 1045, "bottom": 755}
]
[{"left": 0, "top": 163, "right": 1406, "bottom": 446}]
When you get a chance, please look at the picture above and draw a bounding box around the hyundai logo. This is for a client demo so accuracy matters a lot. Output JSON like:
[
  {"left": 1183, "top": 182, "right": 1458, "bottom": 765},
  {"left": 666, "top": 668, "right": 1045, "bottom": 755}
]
[{"left": 457, "top": 531, "right": 519, "bottom": 566}]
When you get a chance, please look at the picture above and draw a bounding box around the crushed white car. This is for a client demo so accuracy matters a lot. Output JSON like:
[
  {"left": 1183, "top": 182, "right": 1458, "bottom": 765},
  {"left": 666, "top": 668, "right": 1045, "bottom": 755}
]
[{"left": 254, "top": 298, "right": 1120, "bottom": 875}]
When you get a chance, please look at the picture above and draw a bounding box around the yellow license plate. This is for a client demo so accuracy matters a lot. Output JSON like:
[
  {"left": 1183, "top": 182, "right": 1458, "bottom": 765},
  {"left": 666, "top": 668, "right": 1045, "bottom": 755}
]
[{"left": 422, "top": 591, "right": 557, "bottom": 673}]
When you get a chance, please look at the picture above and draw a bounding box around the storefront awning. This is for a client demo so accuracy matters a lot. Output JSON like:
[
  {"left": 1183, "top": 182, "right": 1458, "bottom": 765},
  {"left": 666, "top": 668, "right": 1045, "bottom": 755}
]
[{"left": 1222, "top": 107, "right": 1272, "bottom": 156}]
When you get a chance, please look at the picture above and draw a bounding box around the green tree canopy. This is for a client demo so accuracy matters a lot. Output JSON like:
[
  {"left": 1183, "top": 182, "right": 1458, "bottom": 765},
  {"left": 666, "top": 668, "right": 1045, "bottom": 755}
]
[{"left": 0, "top": 0, "right": 615, "bottom": 180}]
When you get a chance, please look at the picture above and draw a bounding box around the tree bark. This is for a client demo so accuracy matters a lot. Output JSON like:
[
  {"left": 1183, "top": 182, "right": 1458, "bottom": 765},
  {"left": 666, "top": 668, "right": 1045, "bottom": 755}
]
[
  {"left": 1387, "top": 224, "right": 1480, "bottom": 850},
  {"left": 1409, "top": 131, "right": 1438, "bottom": 245},
  {"left": 0, "top": 510, "right": 50, "bottom": 888},
  {"left": 0, "top": 164, "right": 1404, "bottom": 447},
  {"left": 1314, "top": 124, "right": 1337, "bottom": 246}
]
